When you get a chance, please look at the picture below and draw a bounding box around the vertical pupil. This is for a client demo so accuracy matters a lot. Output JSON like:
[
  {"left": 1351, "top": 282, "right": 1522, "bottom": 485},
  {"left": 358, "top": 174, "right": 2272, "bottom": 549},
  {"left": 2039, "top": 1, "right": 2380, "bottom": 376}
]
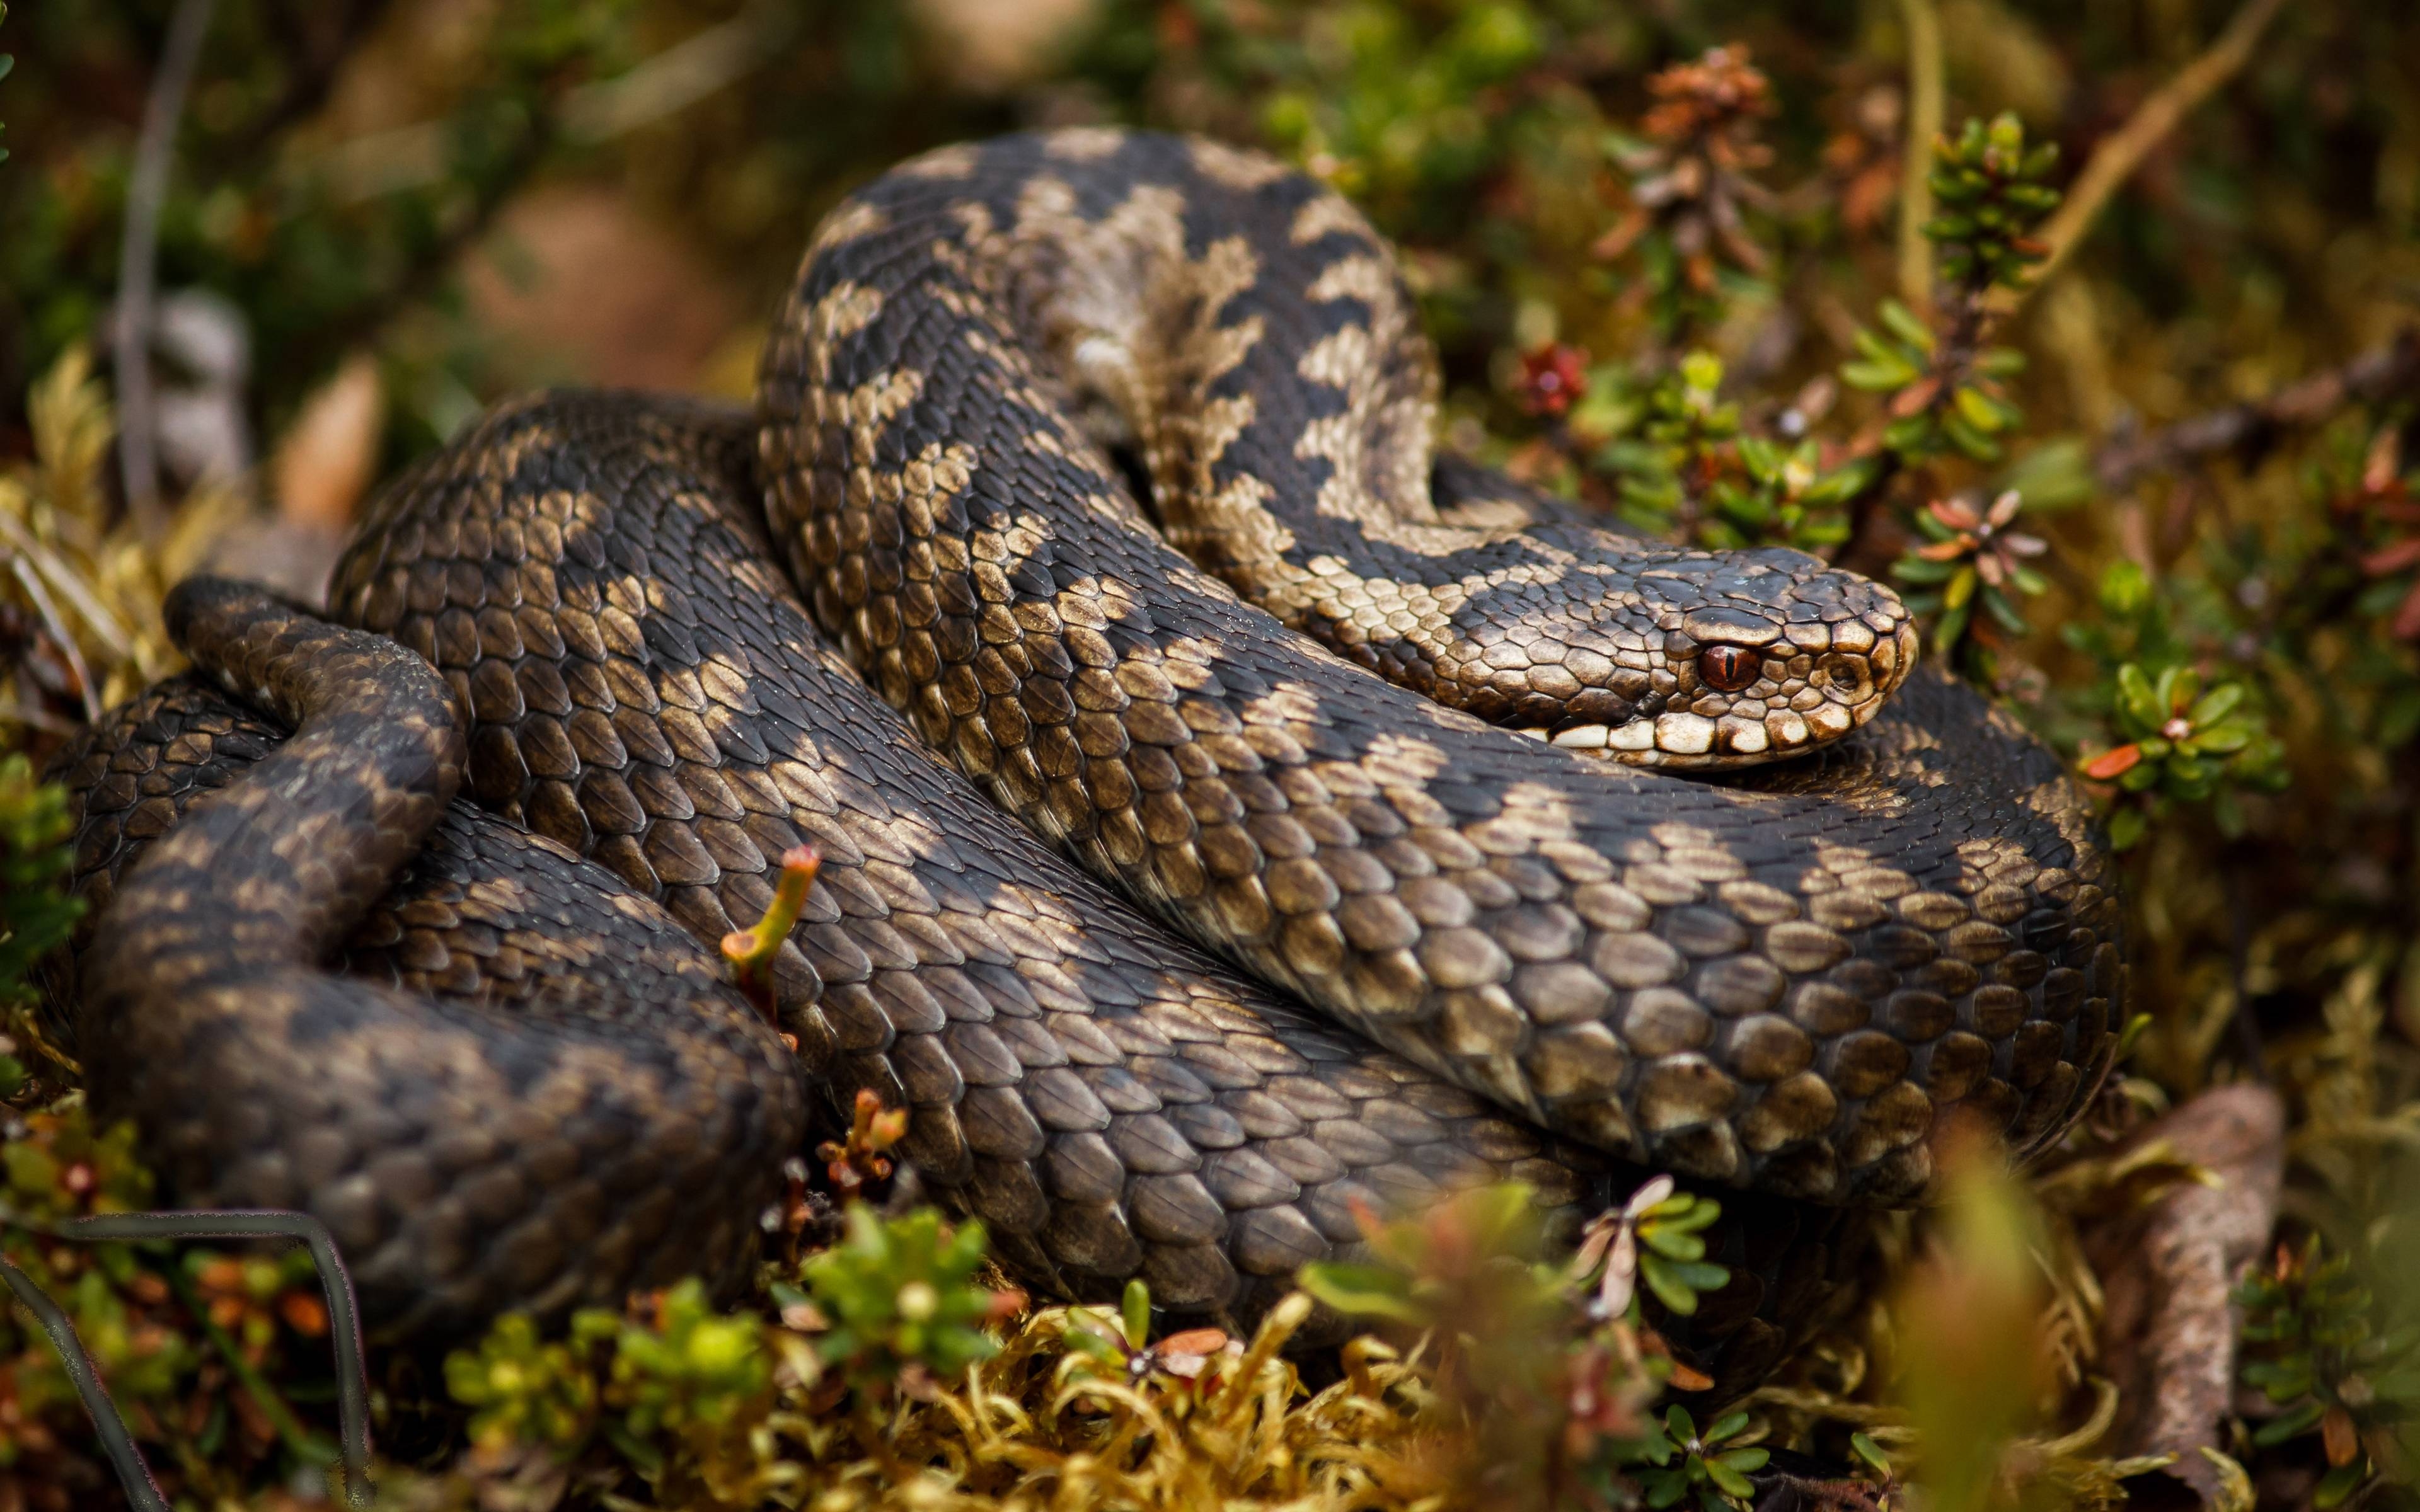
[{"left": 1704, "top": 646, "right": 1754, "bottom": 691}]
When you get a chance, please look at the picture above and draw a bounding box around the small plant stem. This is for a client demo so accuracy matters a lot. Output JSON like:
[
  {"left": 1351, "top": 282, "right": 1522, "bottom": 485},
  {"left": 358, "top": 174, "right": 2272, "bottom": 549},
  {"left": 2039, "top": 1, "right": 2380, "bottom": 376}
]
[
  {"left": 722, "top": 844, "right": 821, "bottom": 1022},
  {"left": 2094, "top": 330, "right": 2420, "bottom": 494},
  {"left": 2000, "top": 0, "right": 2289, "bottom": 311},
  {"left": 1894, "top": 0, "right": 1943, "bottom": 311},
  {"left": 0, "top": 1254, "right": 171, "bottom": 1512},
  {"left": 115, "top": 0, "right": 217, "bottom": 543},
  {"left": 47, "top": 1208, "right": 375, "bottom": 1508}
]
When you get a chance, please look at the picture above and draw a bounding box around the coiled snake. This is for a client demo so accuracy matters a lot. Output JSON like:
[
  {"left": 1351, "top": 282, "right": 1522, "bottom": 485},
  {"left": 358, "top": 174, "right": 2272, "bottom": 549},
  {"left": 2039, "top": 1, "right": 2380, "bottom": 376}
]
[{"left": 44, "top": 131, "right": 2123, "bottom": 1393}]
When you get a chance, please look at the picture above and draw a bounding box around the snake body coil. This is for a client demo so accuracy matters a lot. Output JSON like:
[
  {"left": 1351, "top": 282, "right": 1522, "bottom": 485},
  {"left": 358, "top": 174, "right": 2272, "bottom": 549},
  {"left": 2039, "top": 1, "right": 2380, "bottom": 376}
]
[{"left": 47, "top": 130, "right": 2121, "bottom": 1391}]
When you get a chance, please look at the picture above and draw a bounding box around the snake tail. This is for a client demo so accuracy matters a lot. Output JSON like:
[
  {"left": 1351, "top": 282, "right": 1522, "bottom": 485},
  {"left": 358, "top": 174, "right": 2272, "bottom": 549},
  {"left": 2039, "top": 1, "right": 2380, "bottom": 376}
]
[{"left": 67, "top": 580, "right": 807, "bottom": 1337}]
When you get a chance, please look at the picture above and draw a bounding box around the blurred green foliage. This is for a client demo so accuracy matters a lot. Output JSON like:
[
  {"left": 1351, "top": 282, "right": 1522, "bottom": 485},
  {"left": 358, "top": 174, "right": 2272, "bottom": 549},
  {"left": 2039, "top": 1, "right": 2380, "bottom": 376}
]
[
  {"left": 0, "top": 757, "right": 78, "bottom": 1053},
  {"left": 2235, "top": 1234, "right": 2420, "bottom": 1509},
  {"left": 785, "top": 1205, "right": 1011, "bottom": 1392},
  {"left": 0, "top": 1106, "right": 349, "bottom": 1506}
]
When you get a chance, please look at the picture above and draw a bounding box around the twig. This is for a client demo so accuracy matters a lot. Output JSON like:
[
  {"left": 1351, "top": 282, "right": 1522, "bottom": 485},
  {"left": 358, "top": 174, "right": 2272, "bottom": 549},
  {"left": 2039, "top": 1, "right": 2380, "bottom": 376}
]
[
  {"left": 0, "top": 1255, "right": 171, "bottom": 1512},
  {"left": 2093, "top": 331, "right": 2420, "bottom": 493},
  {"left": 1894, "top": 0, "right": 1943, "bottom": 312},
  {"left": 6, "top": 1206, "right": 380, "bottom": 1508},
  {"left": 8, "top": 553, "right": 101, "bottom": 723},
  {"left": 71, "top": 1210, "right": 375, "bottom": 1506},
  {"left": 311, "top": 1, "right": 792, "bottom": 205},
  {"left": 285, "top": 121, "right": 554, "bottom": 388},
  {"left": 2002, "top": 0, "right": 2289, "bottom": 311},
  {"left": 561, "top": 0, "right": 795, "bottom": 144},
  {"left": 113, "top": 0, "right": 217, "bottom": 544},
  {"left": 0, "top": 509, "right": 141, "bottom": 668}
]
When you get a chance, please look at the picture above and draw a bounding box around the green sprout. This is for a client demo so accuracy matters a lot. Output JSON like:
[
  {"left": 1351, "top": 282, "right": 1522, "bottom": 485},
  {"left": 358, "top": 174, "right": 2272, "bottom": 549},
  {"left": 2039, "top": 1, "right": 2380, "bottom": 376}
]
[
  {"left": 1892, "top": 490, "right": 2048, "bottom": 654},
  {"left": 600, "top": 1280, "right": 772, "bottom": 1452},
  {"left": 0, "top": 755, "right": 82, "bottom": 1039},
  {"left": 2080, "top": 662, "right": 2286, "bottom": 849},
  {"left": 1925, "top": 112, "right": 2061, "bottom": 292},
  {"left": 444, "top": 1312, "right": 600, "bottom": 1458},
  {"left": 1840, "top": 112, "right": 2059, "bottom": 473},
  {"left": 1572, "top": 1175, "right": 1731, "bottom": 1320},
  {"left": 1060, "top": 1278, "right": 1236, "bottom": 1389},
  {"left": 791, "top": 1206, "right": 1018, "bottom": 1394},
  {"left": 1604, "top": 352, "right": 1869, "bottom": 551},
  {"left": 1630, "top": 1404, "right": 1770, "bottom": 1511},
  {"left": 1838, "top": 295, "right": 2029, "bottom": 466}
]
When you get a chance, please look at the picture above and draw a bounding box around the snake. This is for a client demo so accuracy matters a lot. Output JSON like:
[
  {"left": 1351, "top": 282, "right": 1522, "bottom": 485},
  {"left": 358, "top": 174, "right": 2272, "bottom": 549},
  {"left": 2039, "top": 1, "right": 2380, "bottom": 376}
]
[{"left": 42, "top": 130, "right": 2123, "bottom": 1394}]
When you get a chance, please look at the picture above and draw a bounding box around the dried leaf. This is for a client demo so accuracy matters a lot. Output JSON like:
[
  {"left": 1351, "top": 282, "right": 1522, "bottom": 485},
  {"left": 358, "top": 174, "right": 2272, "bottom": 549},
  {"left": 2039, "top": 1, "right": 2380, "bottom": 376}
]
[{"left": 2085, "top": 1085, "right": 2286, "bottom": 1506}]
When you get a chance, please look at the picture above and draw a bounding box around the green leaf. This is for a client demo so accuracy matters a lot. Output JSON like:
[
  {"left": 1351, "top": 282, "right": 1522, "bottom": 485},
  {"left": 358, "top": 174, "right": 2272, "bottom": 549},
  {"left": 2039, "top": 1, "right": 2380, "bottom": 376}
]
[
  {"left": 1642, "top": 1256, "right": 1705, "bottom": 1315},
  {"left": 2314, "top": 1461, "right": 2371, "bottom": 1510},
  {"left": 1707, "top": 1411, "right": 1751, "bottom": 1442},
  {"left": 1735, "top": 435, "right": 1782, "bottom": 480},
  {"left": 2190, "top": 722, "right": 2254, "bottom": 755},
  {"left": 2250, "top": 1399, "right": 2324, "bottom": 1445},
  {"left": 1878, "top": 299, "right": 1935, "bottom": 353},
  {"left": 1804, "top": 457, "right": 1880, "bottom": 504},
  {"left": 1941, "top": 411, "right": 2003, "bottom": 462},
  {"left": 1121, "top": 1278, "right": 1151, "bottom": 1350},
  {"left": 2100, "top": 560, "right": 2152, "bottom": 616},
  {"left": 1933, "top": 594, "right": 1973, "bottom": 651},
  {"left": 2116, "top": 664, "right": 2161, "bottom": 726},
  {"left": 1850, "top": 1432, "right": 1892, "bottom": 1476},
  {"left": 1953, "top": 386, "right": 2010, "bottom": 433},
  {"left": 1840, "top": 359, "right": 1916, "bottom": 391},
  {"left": 1294, "top": 1260, "right": 1426, "bottom": 1323},
  {"left": 2107, "top": 806, "right": 2147, "bottom": 850},
  {"left": 2189, "top": 685, "right": 2245, "bottom": 727},
  {"left": 1705, "top": 1458, "right": 1757, "bottom": 1498}
]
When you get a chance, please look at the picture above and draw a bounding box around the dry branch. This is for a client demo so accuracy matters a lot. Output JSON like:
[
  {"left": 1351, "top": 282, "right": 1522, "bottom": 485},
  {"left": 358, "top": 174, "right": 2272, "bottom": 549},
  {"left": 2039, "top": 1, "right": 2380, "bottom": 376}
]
[
  {"left": 2003, "top": 0, "right": 2290, "bottom": 311},
  {"left": 2085, "top": 1085, "right": 2286, "bottom": 1506},
  {"left": 2094, "top": 331, "right": 2420, "bottom": 493},
  {"left": 1893, "top": 0, "right": 1943, "bottom": 311},
  {"left": 113, "top": 0, "right": 217, "bottom": 544}
]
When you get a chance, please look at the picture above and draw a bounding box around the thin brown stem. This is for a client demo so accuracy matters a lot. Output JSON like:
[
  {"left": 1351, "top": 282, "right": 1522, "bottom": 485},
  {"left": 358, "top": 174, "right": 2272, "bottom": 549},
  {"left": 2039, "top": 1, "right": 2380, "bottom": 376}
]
[
  {"left": 114, "top": 0, "right": 217, "bottom": 544},
  {"left": 1894, "top": 0, "right": 1943, "bottom": 312},
  {"left": 2094, "top": 331, "right": 2420, "bottom": 494},
  {"left": 2000, "top": 0, "right": 2290, "bottom": 312}
]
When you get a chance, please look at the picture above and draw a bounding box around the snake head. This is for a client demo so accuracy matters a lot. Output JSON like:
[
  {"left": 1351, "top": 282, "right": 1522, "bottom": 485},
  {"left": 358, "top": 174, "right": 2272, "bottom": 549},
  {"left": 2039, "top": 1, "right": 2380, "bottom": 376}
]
[{"left": 1475, "top": 541, "right": 1920, "bottom": 769}]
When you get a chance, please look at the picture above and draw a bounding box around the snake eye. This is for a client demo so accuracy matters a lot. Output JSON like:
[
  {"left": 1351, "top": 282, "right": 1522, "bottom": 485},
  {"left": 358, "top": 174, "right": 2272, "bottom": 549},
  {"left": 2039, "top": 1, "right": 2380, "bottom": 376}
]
[{"left": 1698, "top": 644, "right": 1760, "bottom": 693}]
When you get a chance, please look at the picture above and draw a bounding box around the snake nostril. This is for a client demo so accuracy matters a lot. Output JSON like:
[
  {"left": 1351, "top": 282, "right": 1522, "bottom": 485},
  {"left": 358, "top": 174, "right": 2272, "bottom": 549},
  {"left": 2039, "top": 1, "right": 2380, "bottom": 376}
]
[
  {"left": 1699, "top": 644, "right": 1760, "bottom": 693},
  {"left": 1820, "top": 651, "right": 1874, "bottom": 698}
]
